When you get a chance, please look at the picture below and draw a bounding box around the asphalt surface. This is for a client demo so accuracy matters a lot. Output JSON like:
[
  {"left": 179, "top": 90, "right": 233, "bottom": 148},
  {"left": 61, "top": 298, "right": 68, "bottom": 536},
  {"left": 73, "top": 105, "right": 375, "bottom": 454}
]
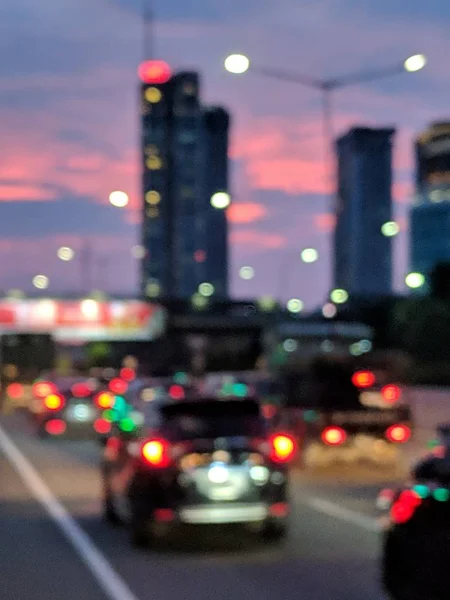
[{"left": 0, "top": 412, "right": 401, "bottom": 600}]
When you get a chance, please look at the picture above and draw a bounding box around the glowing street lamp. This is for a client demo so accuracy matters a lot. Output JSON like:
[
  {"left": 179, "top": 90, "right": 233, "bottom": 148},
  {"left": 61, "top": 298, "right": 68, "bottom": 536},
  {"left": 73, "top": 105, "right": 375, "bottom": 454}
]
[
  {"left": 301, "top": 248, "right": 319, "bottom": 263},
  {"left": 381, "top": 221, "right": 400, "bottom": 237},
  {"left": 404, "top": 54, "right": 427, "bottom": 72},
  {"left": 57, "top": 246, "right": 75, "bottom": 261},
  {"left": 224, "top": 54, "right": 250, "bottom": 74},
  {"left": 405, "top": 272, "right": 425, "bottom": 289},
  {"left": 33, "top": 275, "right": 49, "bottom": 290},
  {"left": 210, "top": 192, "right": 231, "bottom": 209},
  {"left": 109, "top": 191, "right": 129, "bottom": 208},
  {"left": 330, "top": 288, "right": 348, "bottom": 304},
  {"left": 287, "top": 298, "right": 304, "bottom": 313},
  {"left": 239, "top": 266, "right": 255, "bottom": 280},
  {"left": 131, "top": 245, "right": 146, "bottom": 259}
]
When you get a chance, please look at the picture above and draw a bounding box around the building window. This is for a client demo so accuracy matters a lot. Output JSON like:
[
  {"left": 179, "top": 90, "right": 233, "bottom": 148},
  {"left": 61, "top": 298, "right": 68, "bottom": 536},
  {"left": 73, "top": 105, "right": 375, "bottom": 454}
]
[
  {"left": 146, "top": 207, "right": 159, "bottom": 218},
  {"left": 146, "top": 156, "right": 163, "bottom": 170},
  {"left": 145, "top": 190, "right": 161, "bottom": 205},
  {"left": 144, "top": 87, "right": 162, "bottom": 103}
]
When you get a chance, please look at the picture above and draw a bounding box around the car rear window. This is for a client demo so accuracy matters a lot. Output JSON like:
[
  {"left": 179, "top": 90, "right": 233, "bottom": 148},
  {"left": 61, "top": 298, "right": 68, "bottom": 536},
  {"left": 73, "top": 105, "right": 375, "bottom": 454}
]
[{"left": 159, "top": 400, "right": 266, "bottom": 440}]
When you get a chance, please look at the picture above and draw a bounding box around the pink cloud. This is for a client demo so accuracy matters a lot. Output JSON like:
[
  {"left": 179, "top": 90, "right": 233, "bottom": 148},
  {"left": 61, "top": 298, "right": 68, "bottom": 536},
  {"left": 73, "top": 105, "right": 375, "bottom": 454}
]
[{"left": 230, "top": 229, "right": 287, "bottom": 249}]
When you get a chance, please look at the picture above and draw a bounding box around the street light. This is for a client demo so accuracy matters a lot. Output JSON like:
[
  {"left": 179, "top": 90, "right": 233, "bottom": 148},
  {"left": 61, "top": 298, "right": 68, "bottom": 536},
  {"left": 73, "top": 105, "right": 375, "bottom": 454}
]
[
  {"left": 381, "top": 221, "right": 400, "bottom": 237},
  {"left": 109, "top": 191, "right": 129, "bottom": 208},
  {"left": 224, "top": 52, "right": 426, "bottom": 153},
  {"left": 33, "top": 275, "right": 49, "bottom": 290},
  {"left": 301, "top": 248, "right": 319, "bottom": 263},
  {"left": 239, "top": 266, "right": 255, "bottom": 280},
  {"left": 57, "top": 246, "right": 75, "bottom": 261},
  {"left": 210, "top": 192, "right": 231, "bottom": 209},
  {"left": 405, "top": 272, "right": 425, "bottom": 289}
]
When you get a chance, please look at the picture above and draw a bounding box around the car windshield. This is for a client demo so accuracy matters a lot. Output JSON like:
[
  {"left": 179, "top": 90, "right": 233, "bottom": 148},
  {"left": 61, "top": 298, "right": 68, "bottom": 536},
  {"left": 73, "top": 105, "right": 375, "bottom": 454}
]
[{"left": 157, "top": 399, "right": 266, "bottom": 440}]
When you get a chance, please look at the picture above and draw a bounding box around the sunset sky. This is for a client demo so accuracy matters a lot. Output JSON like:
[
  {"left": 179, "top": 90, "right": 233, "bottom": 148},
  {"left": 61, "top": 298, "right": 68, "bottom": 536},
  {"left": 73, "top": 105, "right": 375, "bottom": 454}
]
[{"left": 2, "top": 0, "right": 450, "bottom": 307}]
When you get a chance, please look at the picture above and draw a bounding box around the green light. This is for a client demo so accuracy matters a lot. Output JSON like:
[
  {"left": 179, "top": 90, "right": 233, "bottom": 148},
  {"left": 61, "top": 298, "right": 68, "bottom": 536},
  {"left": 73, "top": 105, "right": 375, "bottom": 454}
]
[
  {"left": 433, "top": 488, "right": 450, "bottom": 502},
  {"left": 119, "top": 418, "right": 135, "bottom": 432},
  {"left": 174, "top": 372, "right": 188, "bottom": 385},
  {"left": 413, "top": 485, "right": 430, "bottom": 499},
  {"left": 233, "top": 383, "right": 248, "bottom": 397},
  {"left": 427, "top": 439, "right": 440, "bottom": 449},
  {"left": 102, "top": 409, "right": 115, "bottom": 422}
]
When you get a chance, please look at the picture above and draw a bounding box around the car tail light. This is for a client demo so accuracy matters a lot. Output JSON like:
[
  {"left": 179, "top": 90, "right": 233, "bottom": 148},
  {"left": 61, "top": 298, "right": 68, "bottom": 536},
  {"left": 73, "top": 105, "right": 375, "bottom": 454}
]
[
  {"left": 352, "top": 370, "right": 375, "bottom": 388},
  {"left": 141, "top": 438, "right": 171, "bottom": 468},
  {"left": 269, "top": 433, "right": 297, "bottom": 463},
  {"left": 109, "top": 378, "right": 128, "bottom": 395},
  {"left": 33, "top": 381, "right": 57, "bottom": 398},
  {"left": 45, "top": 419, "right": 66, "bottom": 435},
  {"left": 382, "top": 384, "right": 401, "bottom": 403},
  {"left": 390, "top": 490, "right": 421, "bottom": 524},
  {"left": 269, "top": 502, "right": 289, "bottom": 517},
  {"left": 154, "top": 508, "right": 175, "bottom": 522},
  {"left": 44, "top": 393, "right": 65, "bottom": 411},
  {"left": 71, "top": 382, "right": 92, "bottom": 398},
  {"left": 120, "top": 367, "right": 136, "bottom": 382},
  {"left": 93, "top": 418, "right": 111, "bottom": 434},
  {"left": 7, "top": 383, "right": 24, "bottom": 399},
  {"left": 168, "top": 384, "right": 185, "bottom": 400},
  {"left": 386, "top": 424, "right": 411, "bottom": 444},
  {"left": 94, "top": 392, "right": 114, "bottom": 409},
  {"left": 321, "top": 426, "right": 347, "bottom": 446},
  {"left": 262, "top": 404, "right": 277, "bottom": 419}
]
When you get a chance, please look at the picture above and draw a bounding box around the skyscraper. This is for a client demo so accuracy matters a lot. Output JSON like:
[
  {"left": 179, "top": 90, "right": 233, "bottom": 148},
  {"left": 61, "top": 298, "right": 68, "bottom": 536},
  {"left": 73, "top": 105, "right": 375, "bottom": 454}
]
[
  {"left": 139, "top": 62, "right": 230, "bottom": 300},
  {"left": 334, "top": 127, "right": 395, "bottom": 299},
  {"left": 410, "top": 122, "right": 450, "bottom": 289}
]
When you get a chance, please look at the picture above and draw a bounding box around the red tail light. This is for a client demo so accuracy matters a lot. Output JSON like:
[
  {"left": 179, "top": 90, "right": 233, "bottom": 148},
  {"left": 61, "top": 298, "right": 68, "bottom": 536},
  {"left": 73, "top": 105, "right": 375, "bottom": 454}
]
[
  {"left": 120, "top": 367, "right": 136, "bottom": 382},
  {"left": 94, "top": 392, "right": 114, "bottom": 409},
  {"left": 7, "top": 383, "right": 24, "bottom": 399},
  {"left": 269, "top": 433, "right": 297, "bottom": 463},
  {"left": 141, "top": 438, "right": 171, "bottom": 467},
  {"left": 33, "top": 381, "right": 57, "bottom": 398},
  {"left": 44, "top": 393, "right": 65, "bottom": 411},
  {"left": 45, "top": 419, "right": 66, "bottom": 435},
  {"left": 71, "top": 382, "right": 92, "bottom": 398},
  {"left": 109, "top": 378, "right": 128, "bottom": 395},
  {"left": 390, "top": 490, "right": 421, "bottom": 524},
  {"left": 262, "top": 404, "right": 277, "bottom": 419},
  {"left": 322, "top": 426, "right": 347, "bottom": 446},
  {"left": 386, "top": 424, "right": 411, "bottom": 444},
  {"left": 381, "top": 384, "right": 401, "bottom": 403},
  {"left": 352, "top": 371, "right": 375, "bottom": 388},
  {"left": 168, "top": 384, "right": 185, "bottom": 400},
  {"left": 93, "top": 418, "right": 111, "bottom": 434}
]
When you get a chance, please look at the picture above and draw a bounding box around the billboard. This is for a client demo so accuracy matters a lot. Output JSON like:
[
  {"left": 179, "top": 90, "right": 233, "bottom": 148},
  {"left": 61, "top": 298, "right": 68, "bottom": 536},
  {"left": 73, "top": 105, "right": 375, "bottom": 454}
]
[{"left": 0, "top": 299, "right": 166, "bottom": 342}]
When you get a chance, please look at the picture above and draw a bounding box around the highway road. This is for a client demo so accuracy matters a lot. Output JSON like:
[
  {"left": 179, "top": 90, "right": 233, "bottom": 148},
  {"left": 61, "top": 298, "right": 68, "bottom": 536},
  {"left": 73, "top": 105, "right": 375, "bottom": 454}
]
[{"left": 0, "top": 412, "right": 397, "bottom": 600}]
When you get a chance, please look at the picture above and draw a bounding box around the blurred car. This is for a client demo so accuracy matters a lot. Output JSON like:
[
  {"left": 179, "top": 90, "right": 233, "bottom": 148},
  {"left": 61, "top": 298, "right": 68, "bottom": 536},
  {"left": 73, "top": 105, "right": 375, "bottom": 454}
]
[
  {"left": 296, "top": 365, "right": 413, "bottom": 468},
  {"left": 101, "top": 395, "right": 297, "bottom": 547},
  {"left": 35, "top": 379, "right": 104, "bottom": 438},
  {"left": 378, "top": 424, "right": 450, "bottom": 600}
]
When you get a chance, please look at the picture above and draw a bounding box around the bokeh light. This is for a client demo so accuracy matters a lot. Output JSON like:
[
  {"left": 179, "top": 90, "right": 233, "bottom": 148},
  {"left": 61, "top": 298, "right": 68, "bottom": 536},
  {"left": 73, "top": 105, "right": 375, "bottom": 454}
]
[
  {"left": 131, "top": 245, "right": 146, "bottom": 259},
  {"left": 57, "top": 246, "right": 75, "bottom": 261},
  {"left": 381, "top": 221, "right": 400, "bottom": 237},
  {"left": 330, "top": 289, "right": 349, "bottom": 304},
  {"left": 286, "top": 298, "right": 304, "bottom": 313},
  {"left": 210, "top": 192, "right": 231, "bottom": 209},
  {"left": 32, "top": 275, "right": 49, "bottom": 290},
  {"left": 109, "top": 191, "right": 129, "bottom": 207},
  {"left": 239, "top": 266, "right": 255, "bottom": 280},
  {"left": 301, "top": 248, "right": 319, "bottom": 263},
  {"left": 405, "top": 272, "right": 425, "bottom": 289},
  {"left": 198, "top": 282, "right": 215, "bottom": 297},
  {"left": 404, "top": 54, "right": 427, "bottom": 72},
  {"left": 322, "top": 303, "right": 337, "bottom": 318},
  {"left": 224, "top": 54, "right": 250, "bottom": 74}
]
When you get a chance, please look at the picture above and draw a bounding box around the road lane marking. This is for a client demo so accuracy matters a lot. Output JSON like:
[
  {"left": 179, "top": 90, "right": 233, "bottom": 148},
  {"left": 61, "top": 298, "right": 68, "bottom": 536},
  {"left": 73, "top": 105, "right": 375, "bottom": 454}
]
[
  {"left": 0, "top": 425, "right": 141, "bottom": 600},
  {"left": 305, "top": 496, "right": 381, "bottom": 532}
]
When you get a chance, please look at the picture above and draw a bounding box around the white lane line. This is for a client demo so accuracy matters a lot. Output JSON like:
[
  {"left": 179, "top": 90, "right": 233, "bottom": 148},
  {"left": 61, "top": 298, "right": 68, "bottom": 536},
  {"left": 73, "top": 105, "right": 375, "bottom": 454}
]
[
  {"left": 0, "top": 425, "right": 141, "bottom": 600},
  {"left": 305, "top": 496, "right": 381, "bottom": 532}
]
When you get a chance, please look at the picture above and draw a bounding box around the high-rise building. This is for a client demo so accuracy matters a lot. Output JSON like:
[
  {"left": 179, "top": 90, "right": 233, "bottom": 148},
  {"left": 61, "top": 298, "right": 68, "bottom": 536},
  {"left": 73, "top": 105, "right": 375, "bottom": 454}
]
[
  {"left": 410, "top": 122, "right": 450, "bottom": 288},
  {"left": 334, "top": 127, "right": 395, "bottom": 299},
  {"left": 139, "top": 62, "right": 230, "bottom": 300}
]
